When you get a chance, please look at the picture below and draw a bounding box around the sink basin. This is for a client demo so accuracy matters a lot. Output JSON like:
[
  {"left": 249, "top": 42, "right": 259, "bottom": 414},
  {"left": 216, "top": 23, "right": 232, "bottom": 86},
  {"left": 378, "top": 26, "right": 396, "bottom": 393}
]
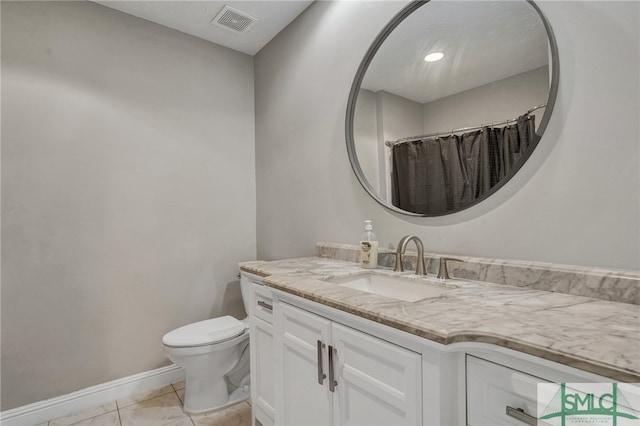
[{"left": 326, "top": 273, "right": 454, "bottom": 302}]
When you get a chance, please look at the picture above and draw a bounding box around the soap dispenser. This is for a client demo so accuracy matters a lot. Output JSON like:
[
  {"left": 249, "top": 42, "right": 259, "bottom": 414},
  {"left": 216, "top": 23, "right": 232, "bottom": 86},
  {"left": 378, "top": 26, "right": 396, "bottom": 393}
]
[{"left": 360, "top": 220, "right": 378, "bottom": 269}]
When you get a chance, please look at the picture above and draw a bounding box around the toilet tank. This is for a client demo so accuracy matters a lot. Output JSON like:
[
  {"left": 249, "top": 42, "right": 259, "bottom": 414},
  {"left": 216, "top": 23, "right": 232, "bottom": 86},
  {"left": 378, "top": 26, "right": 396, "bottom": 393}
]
[{"left": 239, "top": 272, "right": 253, "bottom": 317}]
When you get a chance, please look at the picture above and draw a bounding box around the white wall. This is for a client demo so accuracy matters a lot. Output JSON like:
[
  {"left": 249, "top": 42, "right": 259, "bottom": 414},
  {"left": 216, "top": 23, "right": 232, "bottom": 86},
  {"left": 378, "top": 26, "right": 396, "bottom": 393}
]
[
  {"left": 378, "top": 90, "right": 423, "bottom": 143},
  {"left": 354, "top": 89, "right": 423, "bottom": 199},
  {"left": 353, "top": 89, "right": 380, "bottom": 193},
  {"left": 423, "top": 67, "right": 549, "bottom": 134},
  {"left": 1, "top": 1, "right": 256, "bottom": 410},
  {"left": 255, "top": 1, "right": 639, "bottom": 270}
]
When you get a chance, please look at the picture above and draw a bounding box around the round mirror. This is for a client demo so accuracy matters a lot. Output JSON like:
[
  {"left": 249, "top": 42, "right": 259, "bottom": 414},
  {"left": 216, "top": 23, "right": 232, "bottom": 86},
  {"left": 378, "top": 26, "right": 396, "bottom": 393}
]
[{"left": 346, "top": 0, "right": 558, "bottom": 217}]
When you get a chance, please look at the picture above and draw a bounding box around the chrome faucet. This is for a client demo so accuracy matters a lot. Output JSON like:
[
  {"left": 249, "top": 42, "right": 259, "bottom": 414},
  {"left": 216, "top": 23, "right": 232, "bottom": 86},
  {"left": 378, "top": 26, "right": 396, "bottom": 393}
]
[{"left": 393, "top": 235, "right": 426, "bottom": 275}]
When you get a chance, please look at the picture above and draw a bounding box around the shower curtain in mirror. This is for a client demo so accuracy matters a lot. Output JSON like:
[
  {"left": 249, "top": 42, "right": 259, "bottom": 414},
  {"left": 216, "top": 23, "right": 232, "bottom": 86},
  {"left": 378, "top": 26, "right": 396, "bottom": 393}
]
[{"left": 391, "top": 115, "right": 536, "bottom": 215}]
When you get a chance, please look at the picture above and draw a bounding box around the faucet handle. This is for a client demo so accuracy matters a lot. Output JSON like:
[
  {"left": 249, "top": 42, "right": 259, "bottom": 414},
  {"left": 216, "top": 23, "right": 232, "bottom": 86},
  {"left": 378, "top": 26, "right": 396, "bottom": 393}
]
[{"left": 437, "top": 257, "right": 463, "bottom": 279}]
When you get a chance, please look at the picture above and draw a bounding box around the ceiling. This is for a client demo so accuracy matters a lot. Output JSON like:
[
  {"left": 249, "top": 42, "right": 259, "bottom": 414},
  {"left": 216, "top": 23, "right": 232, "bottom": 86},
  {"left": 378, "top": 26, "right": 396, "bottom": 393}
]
[
  {"left": 91, "top": 1, "right": 314, "bottom": 56},
  {"left": 362, "top": 0, "right": 550, "bottom": 104}
]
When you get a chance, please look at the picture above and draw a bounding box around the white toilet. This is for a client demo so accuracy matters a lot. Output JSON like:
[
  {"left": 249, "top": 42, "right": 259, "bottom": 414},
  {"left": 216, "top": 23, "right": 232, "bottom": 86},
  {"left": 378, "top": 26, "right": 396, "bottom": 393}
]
[{"left": 162, "top": 279, "right": 252, "bottom": 414}]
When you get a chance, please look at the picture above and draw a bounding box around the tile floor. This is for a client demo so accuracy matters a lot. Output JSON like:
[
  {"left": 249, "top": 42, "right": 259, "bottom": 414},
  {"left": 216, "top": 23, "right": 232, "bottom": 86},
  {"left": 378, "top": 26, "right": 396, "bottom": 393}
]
[{"left": 36, "top": 381, "right": 251, "bottom": 426}]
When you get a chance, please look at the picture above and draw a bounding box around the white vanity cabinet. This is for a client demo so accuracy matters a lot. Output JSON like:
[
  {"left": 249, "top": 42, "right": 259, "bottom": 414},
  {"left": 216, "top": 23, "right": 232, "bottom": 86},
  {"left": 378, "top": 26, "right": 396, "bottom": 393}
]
[
  {"left": 244, "top": 273, "right": 276, "bottom": 426},
  {"left": 275, "top": 300, "right": 422, "bottom": 426},
  {"left": 242, "top": 271, "right": 624, "bottom": 426}
]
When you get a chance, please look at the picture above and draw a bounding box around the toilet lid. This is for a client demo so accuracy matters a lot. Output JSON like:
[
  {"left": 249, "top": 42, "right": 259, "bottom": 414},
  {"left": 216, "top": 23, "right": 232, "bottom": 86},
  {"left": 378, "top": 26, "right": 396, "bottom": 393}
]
[{"left": 162, "top": 316, "right": 246, "bottom": 347}]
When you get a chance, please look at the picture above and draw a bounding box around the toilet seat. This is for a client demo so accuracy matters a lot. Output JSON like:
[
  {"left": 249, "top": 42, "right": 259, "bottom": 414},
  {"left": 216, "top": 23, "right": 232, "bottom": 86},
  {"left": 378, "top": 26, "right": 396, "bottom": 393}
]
[{"left": 162, "top": 316, "right": 245, "bottom": 348}]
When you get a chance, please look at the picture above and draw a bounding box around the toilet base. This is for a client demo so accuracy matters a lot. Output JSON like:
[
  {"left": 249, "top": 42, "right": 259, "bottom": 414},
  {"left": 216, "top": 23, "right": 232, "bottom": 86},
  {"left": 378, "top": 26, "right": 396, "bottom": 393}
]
[{"left": 182, "top": 381, "right": 251, "bottom": 415}]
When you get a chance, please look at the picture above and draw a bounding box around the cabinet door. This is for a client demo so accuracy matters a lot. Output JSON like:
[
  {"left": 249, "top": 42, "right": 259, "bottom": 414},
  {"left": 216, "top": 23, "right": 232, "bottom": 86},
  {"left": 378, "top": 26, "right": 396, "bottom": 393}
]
[
  {"left": 252, "top": 315, "right": 275, "bottom": 422},
  {"left": 249, "top": 283, "right": 276, "bottom": 426},
  {"left": 332, "top": 323, "right": 422, "bottom": 426},
  {"left": 276, "top": 302, "right": 333, "bottom": 426}
]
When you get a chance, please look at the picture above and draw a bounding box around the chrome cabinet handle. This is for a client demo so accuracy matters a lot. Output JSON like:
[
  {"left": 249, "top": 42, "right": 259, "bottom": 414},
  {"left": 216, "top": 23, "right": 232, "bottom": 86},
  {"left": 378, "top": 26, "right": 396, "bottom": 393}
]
[
  {"left": 257, "top": 300, "right": 272, "bottom": 311},
  {"left": 328, "top": 345, "right": 337, "bottom": 392},
  {"left": 506, "top": 406, "right": 537, "bottom": 425},
  {"left": 317, "top": 340, "right": 326, "bottom": 385}
]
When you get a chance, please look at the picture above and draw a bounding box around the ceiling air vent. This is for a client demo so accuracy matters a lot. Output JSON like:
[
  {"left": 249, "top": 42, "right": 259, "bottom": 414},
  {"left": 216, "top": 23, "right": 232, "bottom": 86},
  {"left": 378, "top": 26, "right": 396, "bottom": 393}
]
[{"left": 212, "top": 5, "right": 257, "bottom": 34}]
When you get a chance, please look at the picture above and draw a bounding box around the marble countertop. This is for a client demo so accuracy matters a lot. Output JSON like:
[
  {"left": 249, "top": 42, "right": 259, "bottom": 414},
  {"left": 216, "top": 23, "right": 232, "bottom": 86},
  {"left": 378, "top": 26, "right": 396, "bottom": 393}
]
[{"left": 240, "top": 257, "right": 640, "bottom": 383}]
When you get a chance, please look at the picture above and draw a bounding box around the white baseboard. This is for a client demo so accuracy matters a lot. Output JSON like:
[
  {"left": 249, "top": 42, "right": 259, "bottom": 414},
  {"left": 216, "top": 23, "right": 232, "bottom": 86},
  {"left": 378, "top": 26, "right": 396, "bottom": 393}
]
[{"left": 0, "top": 364, "right": 185, "bottom": 426}]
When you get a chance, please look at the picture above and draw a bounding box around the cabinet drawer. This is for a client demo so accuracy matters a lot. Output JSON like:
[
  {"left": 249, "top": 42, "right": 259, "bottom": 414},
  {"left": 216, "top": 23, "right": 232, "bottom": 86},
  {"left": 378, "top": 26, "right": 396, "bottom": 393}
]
[
  {"left": 467, "top": 355, "right": 548, "bottom": 426},
  {"left": 252, "top": 283, "right": 274, "bottom": 324}
]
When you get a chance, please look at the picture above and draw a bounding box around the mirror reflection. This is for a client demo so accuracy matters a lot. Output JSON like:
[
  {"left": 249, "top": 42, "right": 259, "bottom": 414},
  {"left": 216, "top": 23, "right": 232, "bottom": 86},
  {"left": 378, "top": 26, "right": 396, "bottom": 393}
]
[{"left": 350, "top": 0, "right": 556, "bottom": 216}]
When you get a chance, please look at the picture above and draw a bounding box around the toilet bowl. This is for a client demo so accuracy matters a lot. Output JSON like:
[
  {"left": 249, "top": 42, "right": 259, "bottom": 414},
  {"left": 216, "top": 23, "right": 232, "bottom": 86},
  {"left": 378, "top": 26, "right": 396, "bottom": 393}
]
[
  {"left": 163, "top": 276, "right": 254, "bottom": 413},
  {"left": 163, "top": 316, "right": 250, "bottom": 414},
  {"left": 162, "top": 316, "right": 250, "bottom": 414},
  {"left": 163, "top": 275, "right": 255, "bottom": 413},
  {"left": 162, "top": 316, "right": 250, "bottom": 413}
]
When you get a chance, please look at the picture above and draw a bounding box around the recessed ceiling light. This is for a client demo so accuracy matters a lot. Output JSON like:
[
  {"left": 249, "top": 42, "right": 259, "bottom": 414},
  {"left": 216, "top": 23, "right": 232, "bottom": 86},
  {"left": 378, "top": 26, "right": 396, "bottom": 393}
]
[{"left": 424, "top": 52, "right": 444, "bottom": 62}]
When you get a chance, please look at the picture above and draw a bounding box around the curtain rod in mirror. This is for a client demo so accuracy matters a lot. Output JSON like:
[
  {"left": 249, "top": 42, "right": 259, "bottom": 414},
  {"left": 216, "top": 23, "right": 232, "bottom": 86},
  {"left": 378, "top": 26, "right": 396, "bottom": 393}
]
[{"left": 385, "top": 103, "right": 547, "bottom": 147}]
